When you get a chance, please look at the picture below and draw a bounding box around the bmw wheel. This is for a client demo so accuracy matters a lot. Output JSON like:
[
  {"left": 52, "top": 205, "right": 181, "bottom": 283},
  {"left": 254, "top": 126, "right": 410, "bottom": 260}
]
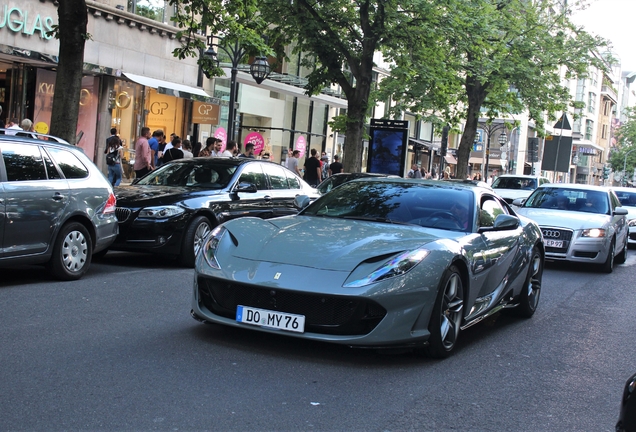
[
  {"left": 601, "top": 239, "right": 615, "bottom": 273},
  {"left": 616, "top": 235, "right": 628, "bottom": 265},
  {"left": 180, "top": 216, "right": 212, "bottom": 267},
  {"left": 514, "top": 246, "right": 543, "bottom": 318},
  {"left": 47, "top": 222, "right": 92, "bottom": 281},
  {"left": 423, "top": 265, "right": 464, "bottom": 359}
]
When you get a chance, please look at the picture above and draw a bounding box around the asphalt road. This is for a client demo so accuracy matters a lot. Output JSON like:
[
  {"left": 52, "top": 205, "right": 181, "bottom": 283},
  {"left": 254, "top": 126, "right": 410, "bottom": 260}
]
[{"left": 1, "top": 250, "right": 635, "bottom": 431}]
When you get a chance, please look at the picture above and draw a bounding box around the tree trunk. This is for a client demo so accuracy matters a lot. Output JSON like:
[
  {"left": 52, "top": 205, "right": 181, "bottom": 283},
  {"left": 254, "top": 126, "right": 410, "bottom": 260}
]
[
  {"left": 456, "top": 77, "right": 487, "bottom": 180},
  {"left": 50, "top": 0, "right": 88, "bottom": 144},
  {"left": 342, "top": 66, "right": 373, "bottom": 174}
]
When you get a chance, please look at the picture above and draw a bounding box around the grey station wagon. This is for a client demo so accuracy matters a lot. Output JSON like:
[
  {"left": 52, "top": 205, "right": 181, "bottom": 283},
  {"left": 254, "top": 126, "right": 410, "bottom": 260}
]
[{"left": 0, "top": 132, "right": 118, "bottom": 280}]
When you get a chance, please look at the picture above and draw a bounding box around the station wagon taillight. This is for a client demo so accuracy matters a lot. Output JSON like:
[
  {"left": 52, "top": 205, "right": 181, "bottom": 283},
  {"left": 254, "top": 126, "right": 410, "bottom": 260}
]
[{"left": 104, "top": 193, "right": 116, "bottom": 214}]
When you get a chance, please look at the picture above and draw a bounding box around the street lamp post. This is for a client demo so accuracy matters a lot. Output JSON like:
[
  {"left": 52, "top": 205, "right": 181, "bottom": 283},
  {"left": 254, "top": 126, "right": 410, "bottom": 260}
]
[
  {"left": 479, "top": 121, "right": 509, "bottom": 180},
  {"left": 203, "top": 36, "right": 271, "bottom": 143},
  {"left": 622, "top": 148, "right": 636, "bottom": 186}
]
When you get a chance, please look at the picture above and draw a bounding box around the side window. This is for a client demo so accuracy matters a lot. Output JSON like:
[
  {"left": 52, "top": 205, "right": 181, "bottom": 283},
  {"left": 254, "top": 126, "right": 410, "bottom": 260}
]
[
  {"left": 238, "top": 163, "right": 268, "bottom": 190},
  {"left": 262, "top": 163, "right": 289, "bottom": 190},
  {"left": 285, "top": 169, "right": 301, "bottom": 189},
  {"left": 47, "top": 148, "right": 89, "bottom": 179},
  {"left": 1, "top": 143, "right": 47, "bottom": 181},
  {"left": 42, "top": 149, "right": 62, "bottom": 180},
  {"left": 480, "top": 197, "right": 506, "bottom": 228}
]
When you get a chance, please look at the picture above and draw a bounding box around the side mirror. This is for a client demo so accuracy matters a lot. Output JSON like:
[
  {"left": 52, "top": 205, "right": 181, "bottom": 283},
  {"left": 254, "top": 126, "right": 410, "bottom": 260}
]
[
  {"left": 293, "top": 195, "right": 311, "bottom": 209},
  {"left": 512, "top": 198, "right": 525, "bottom": 207},
  {"left": 493, "top": 214, "right": 520, "bottom": 231},
  {"left": 234, "top": 182, "right": 257, "bottom": 193},
  {"left": 614, "top": 207, "right": 628, "bottom": 216}
]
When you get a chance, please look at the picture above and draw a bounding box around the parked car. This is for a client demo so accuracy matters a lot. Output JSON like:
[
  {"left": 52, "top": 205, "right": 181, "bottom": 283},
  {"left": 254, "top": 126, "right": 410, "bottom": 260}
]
[
  {"left": 617, "top": 372, "right": 636, "bottom": 432},
  {"left": 192, "top": 178, "right": 544, "bottom": 358},
  {"left": 491, "top": 174, "right": 550, "bottom": 204},
  {"left": 0, "top": 132, "right": 118, "bottom": 280},
  {"left": 514, "top": 183, "right": 628, "bottom": 273},
  {"left": 612, "top": 187, "right": 636, "bottom": 246},
  {"left": 316, "top": 172, "right": 397, "bottom": 194},
  {"left": 112, "top": 157, "right": 318, "bottom": 267}
]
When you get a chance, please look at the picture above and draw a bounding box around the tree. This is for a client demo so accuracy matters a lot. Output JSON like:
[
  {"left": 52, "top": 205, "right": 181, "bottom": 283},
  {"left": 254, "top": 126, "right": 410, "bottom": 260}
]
[
  {"left": 609, "top": 106, "right": 636, "bottom": 177},
  {"left": 170, "top": 0, "right": 435, "bottom": 173},
  {"left": 379, "top": 0, "right": 610, "bottom": 179},
  {"left": 49, "top": 0, "right": 88, "bottom": 145}
]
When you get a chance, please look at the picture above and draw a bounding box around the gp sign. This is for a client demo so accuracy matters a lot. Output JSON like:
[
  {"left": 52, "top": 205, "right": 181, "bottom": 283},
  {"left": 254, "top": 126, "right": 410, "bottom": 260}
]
[{"left": 192, "top": 101, "right": 220, "bottom": 125}]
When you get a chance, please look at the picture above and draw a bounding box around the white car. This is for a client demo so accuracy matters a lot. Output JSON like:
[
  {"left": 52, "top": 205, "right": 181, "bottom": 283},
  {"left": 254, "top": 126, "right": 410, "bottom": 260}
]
[
  {"left": 491, "top": 174, "right": 550, "bottom": 205},
  {"left": 612, "top": 187, "right": 636, "bottom": 245},
  {"left": 514, "top": 183, "right": 628, "bottom": 273}
]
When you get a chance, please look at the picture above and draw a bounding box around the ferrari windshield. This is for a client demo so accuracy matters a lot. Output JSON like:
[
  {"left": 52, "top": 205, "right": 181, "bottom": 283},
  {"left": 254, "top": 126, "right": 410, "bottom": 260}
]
[
  {"left": 135, "top": 160, "right": 238, "bottom": 189},
  {"left": 302, "top": 180, "right": 474, "bottom": 231},
  {"left": 523, "top": 187, "right": 609, "bottom": 215}
]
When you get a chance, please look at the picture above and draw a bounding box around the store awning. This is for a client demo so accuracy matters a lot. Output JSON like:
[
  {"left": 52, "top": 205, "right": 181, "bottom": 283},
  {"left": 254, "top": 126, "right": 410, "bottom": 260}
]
[
  {"left": 444, "top": 154, "right": 457, "bottom": 164},
  {"left": 469, "top": 157, "right": 483, "bottom": 165},
  {"left": 409, "top": 138, "right": 433, "bottom": 150},
  {"left": 573, "top": 140, "right": 604, "bottom": 152},
  {"left": 123, "top": 72, "right": 213, "bottom": 101}
]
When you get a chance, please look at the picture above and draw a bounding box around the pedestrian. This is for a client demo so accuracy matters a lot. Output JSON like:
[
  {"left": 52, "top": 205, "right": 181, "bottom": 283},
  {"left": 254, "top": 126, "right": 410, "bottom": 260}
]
[
  {"left": 261, "top": 152, "right": 271, "bottom": 160},
  {"left": 198, "top": 137, "right": 215, "bottom": 157},
  {"left": 407, "top": 164, "right": 422, "bottom": 178},
  {"left": 288, "top": 149, "right": 302, "bottom": 177},
  {"left": 104, "top": 130, "right": 123, "bottom": 186},
  {"left": 284, "top": 148, "right": 294, "bottom": 168},
  {"left": 210, "top": 138, "right": 224, "bottom": 157},
  {"left": 303, "top": 148, "right": 322, "bottom": 186},
  {"left": 156, "top": 132, "right": 167, "bottom": 166},
  {"left": 225, "top": 140, "right": 238, "bottom": 157},
  {"left": 239, "top": 142, "right": 255, "bottom": 158},
  {"left": 16, "top": 119, "right": 36, "bottom": 138},
  {"left": 328, "top": 154, "right": 343, "bottom": 175},
  {"left": 133, "top": 126, "right": 153, "bottom": 178},
  {"left": 181, "top": 140, "right": 194, "bottom": 158},
  {"left": 162, "top": 136, "right": 184, "bottom": 163},
  {"left": 321, "top": 154, "right": 330, "bottom": 179},
  {"left": 148, "top": 130, "right": 162, "bottom": 168},
  {"left": 5, "top": 118, "right": 21, "bottom": 135},
  {"left": 192, "top": 141, "right": 202, "bottom": 157}
]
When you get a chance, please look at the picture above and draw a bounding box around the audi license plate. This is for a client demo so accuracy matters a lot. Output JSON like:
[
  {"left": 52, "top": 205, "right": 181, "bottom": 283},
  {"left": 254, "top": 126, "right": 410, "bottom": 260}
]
[
  {"left": 545, "top": 239, "right": 563, "bottom": 248},
  {"left": 236, "top": 305, "right": 305, "bottom": 333}
]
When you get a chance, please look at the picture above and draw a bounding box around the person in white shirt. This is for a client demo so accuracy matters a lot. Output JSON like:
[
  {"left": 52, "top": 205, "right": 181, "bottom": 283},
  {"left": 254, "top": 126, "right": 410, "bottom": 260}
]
[
  {"left": 5, "top": 118, "right": 21, "bottom": 135},
  {"left": 181, "top": 140, "right": 194, "bottom": 158}
]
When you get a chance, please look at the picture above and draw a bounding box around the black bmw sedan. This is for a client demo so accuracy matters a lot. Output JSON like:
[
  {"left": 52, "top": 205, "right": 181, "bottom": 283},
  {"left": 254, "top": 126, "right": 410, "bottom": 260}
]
[{"left": 111, "top": 157, "right": 318, "bottom": 267}]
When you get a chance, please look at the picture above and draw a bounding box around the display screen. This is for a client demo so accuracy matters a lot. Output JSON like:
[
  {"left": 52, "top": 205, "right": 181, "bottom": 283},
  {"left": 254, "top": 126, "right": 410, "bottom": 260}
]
[{"left": 367, "top": 128, "right": 407, "bottom": 176}]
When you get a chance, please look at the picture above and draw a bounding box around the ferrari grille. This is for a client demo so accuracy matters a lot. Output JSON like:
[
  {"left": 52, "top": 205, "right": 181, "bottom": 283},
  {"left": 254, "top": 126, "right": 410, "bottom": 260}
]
[{"left": 197, "top": 276, "right": 387, "bottom": 336}]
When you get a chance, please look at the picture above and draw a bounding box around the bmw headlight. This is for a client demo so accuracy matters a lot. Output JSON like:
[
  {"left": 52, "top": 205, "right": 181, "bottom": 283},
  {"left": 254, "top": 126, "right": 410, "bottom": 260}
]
[
  {"left": 581, "top": 228, "right": 606, "bottom": 238},
  {"left": 138, "top": 205, "right": 185, "bottom": 218},
  {"left": 344, "top": 249, "right": 430, "bottom": 288},
  {"left": 203, "top": 226, "right": 226, "bottom": 269}
]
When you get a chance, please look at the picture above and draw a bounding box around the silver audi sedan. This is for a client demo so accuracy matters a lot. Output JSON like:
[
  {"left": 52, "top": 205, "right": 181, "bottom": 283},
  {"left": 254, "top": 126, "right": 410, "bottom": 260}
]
[
  {"left": 514, "top": 183, "right": 628, "bottom": 273},
  {"left": 612, "top": 187, "right": 636, "bottom": 246}
]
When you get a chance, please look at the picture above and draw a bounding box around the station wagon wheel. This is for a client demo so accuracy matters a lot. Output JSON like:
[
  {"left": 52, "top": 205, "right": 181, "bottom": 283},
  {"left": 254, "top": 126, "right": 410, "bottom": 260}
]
[
  {"left": 180, "top": 216, "right": 212, "bottom": 268},
  {"left": 47, "top": 222, "right": 92, "bottom": 281},
  {"left": 514, "top": 246, "right": 543, "bottom": 318},
  {"left": 601, "top": 239, "right": 615, "bottom": 273},
  {"left": 423, "top": 265, "right": 464, "bottom": 359}
]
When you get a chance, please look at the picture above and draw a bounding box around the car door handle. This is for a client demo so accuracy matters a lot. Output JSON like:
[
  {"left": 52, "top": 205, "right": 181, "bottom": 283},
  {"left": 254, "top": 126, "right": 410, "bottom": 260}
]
[
  {"left": 52, "top": 192, "right": 65, "bottom": 201},
  {"left": 263, "top": 195, "right": 272, "bottom": 201}
]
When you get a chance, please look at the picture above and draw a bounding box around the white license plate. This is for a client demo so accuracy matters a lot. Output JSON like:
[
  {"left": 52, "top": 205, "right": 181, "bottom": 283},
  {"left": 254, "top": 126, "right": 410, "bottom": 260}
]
[
  {"left": 236, "top": 305, "right": 305, "bottom": 333},
  {"left": 545, "top": 239, "right": 563, "bottom": 248}
]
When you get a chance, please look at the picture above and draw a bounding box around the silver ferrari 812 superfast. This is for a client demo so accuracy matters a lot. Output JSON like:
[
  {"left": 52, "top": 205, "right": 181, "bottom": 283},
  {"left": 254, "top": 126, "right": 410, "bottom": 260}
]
[{"left": 192, "top": 178, "right": 544, "bottom": 358}]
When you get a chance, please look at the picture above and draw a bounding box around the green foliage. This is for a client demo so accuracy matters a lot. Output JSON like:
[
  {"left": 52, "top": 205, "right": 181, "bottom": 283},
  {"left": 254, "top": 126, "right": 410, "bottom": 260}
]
[{"left": 609, "top": 107, "right": 636, "bottom": 175}]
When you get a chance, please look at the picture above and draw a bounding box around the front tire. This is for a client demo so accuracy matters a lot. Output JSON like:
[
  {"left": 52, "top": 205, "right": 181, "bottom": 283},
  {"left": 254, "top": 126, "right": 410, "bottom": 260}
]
[
  {"left": 514, "top": 246, "right": 543, "bottom": 318},
  {"left": 179, "top": 216, "right": 212, "bottom": 267},
  {"left": 422, "top": 265, "right": 464, "bottom": 359},
  {"left": 616, "top": 235, "right": 628, "bottom": 264},
  {"left": 47, "top": 222, "right": 92, "bottom": 281},
  {"left": 601, "top": 239, "right": 615, "bottom": 273}
]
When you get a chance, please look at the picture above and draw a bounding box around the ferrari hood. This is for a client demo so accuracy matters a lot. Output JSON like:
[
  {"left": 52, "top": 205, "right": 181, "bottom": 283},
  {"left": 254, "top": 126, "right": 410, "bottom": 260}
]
[
  {"left": 222, "top": 216, "right": 446, "bottom": 272},
  {"left": 516, "top": 208, "right": 610, "bottom": 229}
]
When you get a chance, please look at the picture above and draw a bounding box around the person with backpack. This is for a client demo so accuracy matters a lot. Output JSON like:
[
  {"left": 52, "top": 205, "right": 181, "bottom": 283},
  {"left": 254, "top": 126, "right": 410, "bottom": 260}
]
[{"left": 104, "top": 129, "right": 123, "bottom": 186}]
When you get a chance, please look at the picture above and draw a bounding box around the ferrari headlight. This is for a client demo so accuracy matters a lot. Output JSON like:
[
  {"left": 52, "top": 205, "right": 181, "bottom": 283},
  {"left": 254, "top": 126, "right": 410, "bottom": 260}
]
[
  {"left": 344, "top": 249, "right": 430, "bottom": 288},
  {"left": 138, "top": 205, "right": 185, "bottom": 218},
  {"left": 628, "top": 219, "right": 636, "bottom": 227},
  {"left": 581, "top": 228, "right": 606, "bottom": 238},
  {"left": 203, "top": 226, "right": 226, "bottom": 269}
]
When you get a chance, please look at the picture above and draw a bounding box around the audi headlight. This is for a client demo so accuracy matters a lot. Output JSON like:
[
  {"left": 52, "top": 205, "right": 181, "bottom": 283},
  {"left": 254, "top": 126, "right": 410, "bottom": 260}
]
[
  {"left": 344, "top": 249, "right": 430, "bottom": 288},
  {"left": 581, "top": 228, "right": 606, "bottom": 238},
  {"left": 138, "top": 205, "right": 185, "bottom": 218},
  {"left": 203, "top": 226, "right": 226, "bottom": 269}
]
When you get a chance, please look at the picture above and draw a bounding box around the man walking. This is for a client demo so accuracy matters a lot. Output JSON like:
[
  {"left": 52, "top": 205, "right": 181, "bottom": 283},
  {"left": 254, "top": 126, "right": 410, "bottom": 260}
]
[
  {"left": 239, "top": 143, "right": 255, "bottom": 158},
  {"left": 328, "top": 154, "right": 343, "bottom": 175},
  {"left": 133, "top": 127, "right": 152, "bottom": 178},
  {"left": 303, "top": 148, "right": 322, "bottom": 187}
]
